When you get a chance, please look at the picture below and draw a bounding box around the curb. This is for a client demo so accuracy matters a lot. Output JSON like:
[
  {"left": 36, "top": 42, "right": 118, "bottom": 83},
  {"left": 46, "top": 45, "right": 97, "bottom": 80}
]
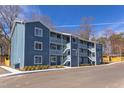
[{"left": 0, "top": 67, "right": 70, "bottom": 78}]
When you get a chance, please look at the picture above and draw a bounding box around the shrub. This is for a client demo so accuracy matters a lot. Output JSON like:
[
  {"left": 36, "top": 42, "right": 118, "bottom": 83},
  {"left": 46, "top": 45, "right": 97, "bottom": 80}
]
[
  {"left": 39, "top": 65, "right": 43, "bottom": 69},
  {"left": 22, "top": 66, "right": 27, "bottom": 71},
  {"left": 43, "top": 65, "right": 47, "bottom": 69},
  {"left": 28, "top": 66, "right": 32, "bottom": 71},
  {"left": 31, "top": 66, "right": 35, "bottom": 70},
  {"left": 34, "top": 66, "right": 39, "bottom": 70},
  {"left": 56, "top": 65, "right": 64, "bottom": 68},
  {"left": 46, "top": 65, "right": 49, "bottom": 69}
]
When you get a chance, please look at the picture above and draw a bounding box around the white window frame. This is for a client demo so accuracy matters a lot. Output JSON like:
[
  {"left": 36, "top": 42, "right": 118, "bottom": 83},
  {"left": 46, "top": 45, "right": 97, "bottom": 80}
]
[
  {"left": 50, "top": 55, "right": 57, "bottom": 62},
  {"left": 34, "top": 55, "right": 42, "bottom": 64},
  {"left": 34, "top": 27, "right": 43, "bottom": 37},
  {"left": 34, "top": 41, "right": 43, "bottom": 51}
]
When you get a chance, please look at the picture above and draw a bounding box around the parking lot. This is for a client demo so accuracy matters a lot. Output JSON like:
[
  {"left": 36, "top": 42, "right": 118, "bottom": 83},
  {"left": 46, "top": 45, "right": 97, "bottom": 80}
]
[{"left": 0, "top": 62, "right": 124, "bottom": 88}]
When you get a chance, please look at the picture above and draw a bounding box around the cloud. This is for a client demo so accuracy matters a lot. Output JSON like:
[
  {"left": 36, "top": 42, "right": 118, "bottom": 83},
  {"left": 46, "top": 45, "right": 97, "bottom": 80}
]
[{"left": 56, "top": 21, "right": 124, "bottom": 28}]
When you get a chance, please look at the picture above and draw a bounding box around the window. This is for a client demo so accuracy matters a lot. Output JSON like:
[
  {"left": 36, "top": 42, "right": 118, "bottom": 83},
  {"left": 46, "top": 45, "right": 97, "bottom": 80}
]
[
  {"left": 50, "top": 32, "right": 56, "bottom": 38},
  {"left": 34, "top": 55, "right": 42, "bottom": 64},
  {"left": 57, "top": 45, "right": 61, "bottom": 50},
  {"left": 34, "top": 27, "right": 43, "bottom": 37},
  {"left": 57, "top": 34, "right": 61, "bottom": 39},
  {"left": 50, "top": 44, "right": 57, "bottom": 50},
  {"left": 50, "top": 55, "right": 57, "bottom": 62},
  {"left": 72, "top": 38, "right": 76, "bottom": 42},
  {"left": 79, "top": 49, "right": 83, "bottom": 53},
  {"left": 34, "top": 41, "right": 43, "bottom": 50}
]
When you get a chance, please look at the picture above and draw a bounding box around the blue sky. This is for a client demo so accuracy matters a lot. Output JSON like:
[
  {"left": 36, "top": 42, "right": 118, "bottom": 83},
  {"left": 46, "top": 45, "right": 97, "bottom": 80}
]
[{"left": 20, "top": 5, "right": 124, "bottom": 36}]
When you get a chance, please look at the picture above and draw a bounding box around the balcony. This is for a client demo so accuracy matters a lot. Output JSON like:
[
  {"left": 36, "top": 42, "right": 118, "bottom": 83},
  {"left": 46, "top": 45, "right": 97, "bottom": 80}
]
[
  {"left": 50, "top": 37, "right": 62, "bottom": 44},
  {"left": 50, "top": 50, "right": 63, "bottom": 55},
  {"left": 79, "top": 52, "right": 88, "bottom": 57},
  {"left": 79, "top": 44, "right": 87, "bottom": 49}
]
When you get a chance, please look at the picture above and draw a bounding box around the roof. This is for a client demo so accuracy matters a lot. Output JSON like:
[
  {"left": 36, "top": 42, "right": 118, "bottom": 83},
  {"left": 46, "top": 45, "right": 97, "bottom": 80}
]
[{"left": 11, "top": 19, "right": 99, "bottom": 44}]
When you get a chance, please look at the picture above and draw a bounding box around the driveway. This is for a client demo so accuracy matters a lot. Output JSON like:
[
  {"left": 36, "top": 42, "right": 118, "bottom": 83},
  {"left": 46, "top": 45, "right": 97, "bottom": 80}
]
[{"left": 0, "top": 62, "right": 124, "bottom": 88}]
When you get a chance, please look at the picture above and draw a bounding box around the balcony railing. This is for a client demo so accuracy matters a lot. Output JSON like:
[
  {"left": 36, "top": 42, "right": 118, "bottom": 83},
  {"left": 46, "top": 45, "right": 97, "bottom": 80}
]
[
  {"left": 50, "top": 37, "right": 62, "bottom": 44},
  {"left": 88, "top": 56, "right": 95, "bottom": 62},
  {"left": 79, "top": 52, "right": 88, "bottom": 57},
  {"left": 50, "top": 50, "right": 62, "bottom": 55},
  {"left": 88, "top": 48, "right": 95, "bottom": 52},
  {"left": 79, "top": 44, "right": 87, "bottom": 48}
]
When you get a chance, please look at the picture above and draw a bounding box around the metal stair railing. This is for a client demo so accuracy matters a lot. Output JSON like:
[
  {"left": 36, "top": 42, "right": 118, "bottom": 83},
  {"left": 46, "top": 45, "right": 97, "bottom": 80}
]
[{"left": 63, "top": 56, "right": 71, "bottom": 65}]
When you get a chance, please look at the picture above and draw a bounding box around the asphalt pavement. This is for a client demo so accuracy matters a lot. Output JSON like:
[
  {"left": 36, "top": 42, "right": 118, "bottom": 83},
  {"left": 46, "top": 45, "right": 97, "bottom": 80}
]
[{"left": 0, "top": 62, "right": 124, "bottom": 88}]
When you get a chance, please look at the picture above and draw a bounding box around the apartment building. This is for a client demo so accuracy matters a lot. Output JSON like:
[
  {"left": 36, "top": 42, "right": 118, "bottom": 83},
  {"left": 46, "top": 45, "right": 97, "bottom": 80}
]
[{"left": 10, "top": 20, "right": 102, "bottom": 69}]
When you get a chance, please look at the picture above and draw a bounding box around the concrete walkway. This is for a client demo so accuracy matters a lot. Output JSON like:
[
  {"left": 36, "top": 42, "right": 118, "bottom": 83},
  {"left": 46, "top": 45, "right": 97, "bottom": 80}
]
[
  {"left": 0, "top": 66, "right": 71, "bottom": 78},
  {"left": 0, "top": 66, "right": 21, "bottom": 73}
]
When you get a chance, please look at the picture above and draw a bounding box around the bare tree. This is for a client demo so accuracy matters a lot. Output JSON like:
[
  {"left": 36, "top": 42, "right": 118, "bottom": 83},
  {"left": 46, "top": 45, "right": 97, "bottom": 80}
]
[
  {"left": 102, "top": 28, "right": 114, "bottom": 55},
  {"left": 110, "top": 33, "right": 124, "bottom": 56},
  {"left": 0, "top": 5, "right": 20, "bottom": 38},
  {"left": 79, "top": 17, "right": 94, "bottom": 40},
  {"left": 31, "top": 13, "right": 55, "bottom": 30},
  {"left": 0, "top": 5, "right": 21, "bottom": 57}
]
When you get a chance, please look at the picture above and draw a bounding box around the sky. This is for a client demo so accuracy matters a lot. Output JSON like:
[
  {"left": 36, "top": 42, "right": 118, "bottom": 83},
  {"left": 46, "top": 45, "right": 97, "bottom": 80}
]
[{"left": 20, "top": 5, "right": 124, "bottom": 36}]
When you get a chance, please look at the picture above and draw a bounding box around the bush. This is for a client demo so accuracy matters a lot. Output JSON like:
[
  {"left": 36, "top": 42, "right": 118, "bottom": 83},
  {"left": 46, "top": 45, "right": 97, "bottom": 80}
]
[
  {"left": 31, "top": 66, "right": 35, "bottom": 70},
  {"left": 57, "top": 65, "right": 64, "bottom": 68},
  {"left": 28, "top": 66, "right": 32, "bottom": 71},
  {"left": 35, "top": 66, "right": 39, "bottom": 70},
  {"left": 22, "top": 66, "right": 27, "bottom": 71},
  {"left": 39, "top": 65, "right": 43, "bottom": 69},
  {"left": 22, "top": 65, "right": 50, "bottom": 71},
  {"left": 43, "top": 65, "right": 48, "bottom": 69}
]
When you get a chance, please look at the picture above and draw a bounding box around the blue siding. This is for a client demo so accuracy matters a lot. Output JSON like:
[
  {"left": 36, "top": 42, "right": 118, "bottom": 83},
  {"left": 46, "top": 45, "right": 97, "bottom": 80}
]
[
  {"left": 96, "top": 44, "right": 103, "bottom": 64},
  {"left": 11, "top": 23, "right": 25, "bottom": 68},
  {"left": 57, "top": 56, "right": 61, "bottom": 65},
  {"left": 11, "top": 21, "right": 103, "bottom": 69},
  {"left": 71, "top": 37, "right": 79, "bottom": 67},
  {"left": 24, "top": 22, "right": 50, "bottom": 66}
]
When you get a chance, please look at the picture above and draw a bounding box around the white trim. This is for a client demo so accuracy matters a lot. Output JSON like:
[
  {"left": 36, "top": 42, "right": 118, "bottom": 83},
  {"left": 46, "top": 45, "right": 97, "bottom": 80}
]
[
  {"left": 70, "top": 35, "right": 72, "bottom": 67},
  {"left": 94, "top": 43, "right": 97, "bottom": 65},
  {"left": 50, "top": 55, "right": 57, "bottom": 62},
  {"left": 22, "top": 22, "right": 25, "bottom": 68},
  {"left": 34, "top": 41, "right": 43, "bottom": 51},
  {"left": 49, "top": 30, "right": 50, "bottom": 66},
  {"left": 34, "top": 55, "right": 43, "bottom": 65},
  {"left": 34, "top": 27, "right": 43, "bottom": 37},
  {"left": 78, "top": 40, "right": 80, "bottom": 67}
]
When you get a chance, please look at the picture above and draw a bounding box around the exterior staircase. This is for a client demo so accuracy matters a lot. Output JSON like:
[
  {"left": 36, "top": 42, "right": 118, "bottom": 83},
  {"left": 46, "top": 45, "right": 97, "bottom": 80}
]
[
  {"left": 63, "top": 56, "right": 71, "bottom": 65},
  {"left": 63, "top": 43, "right": 71, "bottom": 66},
  {"left": 88, "top": 47, "right": 96, "bottom": 65},
  {"left": 88, "top": 47, "right": 95, "bottom": 52}
]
